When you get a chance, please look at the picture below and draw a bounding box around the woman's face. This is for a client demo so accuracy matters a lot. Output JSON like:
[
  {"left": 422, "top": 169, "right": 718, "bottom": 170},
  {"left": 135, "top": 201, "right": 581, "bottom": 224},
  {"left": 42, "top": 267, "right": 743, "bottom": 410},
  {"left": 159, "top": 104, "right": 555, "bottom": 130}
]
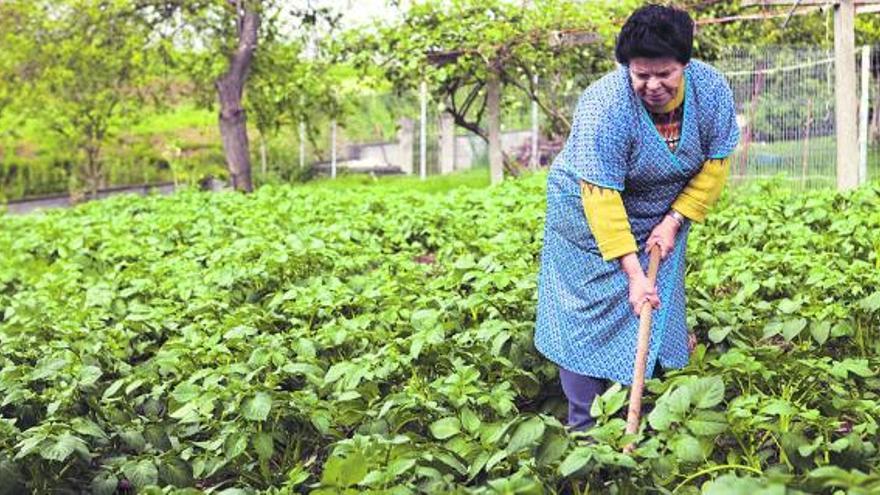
[{"left": 628, "top": 57, "right": 686, "bottom": 111}]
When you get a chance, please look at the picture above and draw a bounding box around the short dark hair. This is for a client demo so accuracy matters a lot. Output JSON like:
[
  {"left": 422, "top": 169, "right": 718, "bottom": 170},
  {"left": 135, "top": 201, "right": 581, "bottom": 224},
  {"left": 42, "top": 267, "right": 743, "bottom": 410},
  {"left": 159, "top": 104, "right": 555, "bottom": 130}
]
[{"left": 615, "top": 5, "right": 694, "bottom": 65}]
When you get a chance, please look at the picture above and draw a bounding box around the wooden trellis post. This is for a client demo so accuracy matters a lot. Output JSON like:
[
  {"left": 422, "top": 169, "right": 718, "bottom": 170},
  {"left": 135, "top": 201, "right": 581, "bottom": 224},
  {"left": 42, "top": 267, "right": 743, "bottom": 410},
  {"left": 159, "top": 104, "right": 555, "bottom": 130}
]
[{"left": 834, "top": 0, "right": 859, "bottom": 190}]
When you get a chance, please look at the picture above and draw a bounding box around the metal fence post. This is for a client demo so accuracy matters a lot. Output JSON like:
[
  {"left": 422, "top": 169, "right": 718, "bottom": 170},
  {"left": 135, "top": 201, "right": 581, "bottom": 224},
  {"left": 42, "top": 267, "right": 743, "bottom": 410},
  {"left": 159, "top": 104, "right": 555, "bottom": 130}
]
[
  {"left": 531, "top": 74, "right": 539, "bottom": 171},
  {"left": 420, "top": 80, "right": 428, "bottom": 181},
  {"left": 299, "top": 121, "right": 306, "bottom": 169},
  {"left": 331, "top": 119, "right": 337, "bottom": 179}
]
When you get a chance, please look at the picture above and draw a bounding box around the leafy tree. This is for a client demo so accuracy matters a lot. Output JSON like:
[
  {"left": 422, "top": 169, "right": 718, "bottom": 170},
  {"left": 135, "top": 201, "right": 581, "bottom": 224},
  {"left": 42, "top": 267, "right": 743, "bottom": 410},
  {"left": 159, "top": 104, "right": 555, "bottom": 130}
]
[
  {"left": 134, "top": 0, "right": 348, "bottom": 191},
  {"left": 339, "top": 0, "right": 641, "bottom": 172},
  {"left": 1, "top": 1, "right": 154, "bottom": 196}
]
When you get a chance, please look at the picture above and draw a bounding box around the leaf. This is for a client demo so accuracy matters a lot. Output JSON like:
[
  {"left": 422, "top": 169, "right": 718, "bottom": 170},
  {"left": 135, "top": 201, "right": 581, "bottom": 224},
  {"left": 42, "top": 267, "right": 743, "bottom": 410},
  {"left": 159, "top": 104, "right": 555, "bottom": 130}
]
[
  {"left": 217, "top": 489, "right": 250, "bottom": 495},
  {"left": 169, "top": 402, "right": 200, "bottom": 423},
  {"left": 689, "top": 376, "right": 725, "bottom": 409},
  {"left": 321, "top": 453, "right": 368, "bottom": 487},
  {"left": 484, "top": 449, "right": 508, "bottom": 472},
  {"left": 242, "top": 392, "right": 272, "bottom": 421},
  {"left": 157, "top": 459, "right": 193, "bottom": 487},
  {"left": 323, "top": 362, "right": 355, "bottom": 386},
  {"left": 701, "top": 474, "right": 769, "bottom": 495},
  {"left": 829, "top": 437, "right": 850, "bottom": 452},
  {"left": 835, "top": 359, "right": 874, "bottom": 378},
  {"left": 669, "top": 433, "right": 704, "bottom": 463},
  {"left": 467, "top": 451, "right": 490, "bottom": 480},
  {"left": 762, "top": 321, "right": 783, "bottom": 340},
  {"left": 120, "top": 430, "right": 147, "bottom": 452},
  {"left": 536, "top": 432, "right": 570, "bottom": 466},
  {"left": 648, "top": 402, "right": 674, "bottom": 432},
  {"left": 810, "top": 320, "right": 831, "bottom": 345},
  {"left": 71, "top": 418, "right": 107, "bottom": 439},
  {"left": 505, "top": 416, "right": 545, "bottom": 453},
  {"left": 123, "top": 459, "right": 159, "bottom": 489},
  {"left": 858, "top": 291, "right": 880, "bottom": 312},
  {"left": 387, "top": 458, "right": 416, "bottom": 478},
  {"left": 224, "top": 432, "right": 248, "bottom": 460},
  {"left": 253, "top": 432, "right": 274, "bottom": 461},
  {"left": 90, "top": 473, "right": 119, "bottom": 495},
  {"left": 781, "top": 318, "right": 807, "bottom": 341},
  {"left": 807, "top": 465, "right": 852, "bottom": 480},
  {"left": 708, "top": 326, "right": 731, "bottom": 343},
  {"left": 760, "top": 398, "right": 797, "bottom": 417},
  {"left": 13, "top": 434, "right": 47, "bottom": 460},
  {"left": 591, "top": 383, "right": 625, "bottom": 418},
  {"left": 559, "top": 447, "right": 592, "bottom": 477},
  {"left": 667, "top": 385, "right": 693, "bottom": 414},
  {"left": 686, "top": 410, "right": 728, "bottom": 436},
  {"left": 460, "top": 408, "right": 481, "bottom": 434},
  {"left": 411, "top": 308, "right": 440, "bottom": 331},
  {"left": 777, "top": 298, "right": 801, "bottom": 314},
  {"left": 41, "top": 434, "right": 87, "bottom": 462},
  {"left": 85, "top": 285, "right": 113, "bottom": 308},
  {"left": 335, "top": 390, "right": 361, "bottom": 402},
  {"left": 429, "top": 417, "right": 461, "bottom": 440},
  {"left": 78, "top": 366, "right": 102, "bottom": 387},
  {"left": 797, "top": 436, "right": 823, "bottom": 457},
  {"left": 124, "top": 379, "right": 145, "bottom": 396},
  {"left": 223, "top": 325, "right": 256, "bottom": 340},
  {"left": 170, "top": 382, "right": 201, "bottom": 404},
  {"left": 101, "top": 378, "right": 125, "bottom": 400}
]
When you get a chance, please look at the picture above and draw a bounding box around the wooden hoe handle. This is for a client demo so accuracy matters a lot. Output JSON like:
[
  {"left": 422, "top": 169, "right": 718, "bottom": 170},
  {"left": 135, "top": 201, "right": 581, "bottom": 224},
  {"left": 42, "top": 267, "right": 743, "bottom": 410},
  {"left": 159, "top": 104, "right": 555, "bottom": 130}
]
[{"left": 623, "top": 245, "right": 661, "bottom": 453}]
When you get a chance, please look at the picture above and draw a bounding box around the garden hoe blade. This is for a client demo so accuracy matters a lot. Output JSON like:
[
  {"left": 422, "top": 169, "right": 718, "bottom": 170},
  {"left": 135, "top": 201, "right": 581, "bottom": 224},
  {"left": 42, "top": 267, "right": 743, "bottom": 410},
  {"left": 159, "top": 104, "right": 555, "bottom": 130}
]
[{"left": 624, "top": 244, "right": 661, "bottom": 454}]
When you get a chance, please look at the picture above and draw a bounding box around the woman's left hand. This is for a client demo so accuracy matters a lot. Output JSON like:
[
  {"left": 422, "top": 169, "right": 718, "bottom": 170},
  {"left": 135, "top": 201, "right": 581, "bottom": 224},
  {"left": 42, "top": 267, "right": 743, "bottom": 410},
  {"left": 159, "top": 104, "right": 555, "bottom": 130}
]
[{"left": 646, "top": 215, "right": 680, "bottom": 259}]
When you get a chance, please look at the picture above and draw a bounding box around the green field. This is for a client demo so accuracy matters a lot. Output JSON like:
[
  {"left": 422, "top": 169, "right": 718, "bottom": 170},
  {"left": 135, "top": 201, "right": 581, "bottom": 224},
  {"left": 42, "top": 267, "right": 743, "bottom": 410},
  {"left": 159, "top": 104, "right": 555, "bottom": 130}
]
[{"left": 0, "top": 171, "right": 879, "bottom": 493}]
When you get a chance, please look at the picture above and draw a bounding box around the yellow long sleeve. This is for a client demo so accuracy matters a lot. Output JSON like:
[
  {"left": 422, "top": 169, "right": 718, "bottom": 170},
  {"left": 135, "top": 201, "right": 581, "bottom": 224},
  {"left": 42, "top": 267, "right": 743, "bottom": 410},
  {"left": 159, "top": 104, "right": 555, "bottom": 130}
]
[
  {"left": 671, "top": 157, "right": 731, "bottom": 223},
  {"left": 580, "top": 181, "right": 637, "bottom": 261}
]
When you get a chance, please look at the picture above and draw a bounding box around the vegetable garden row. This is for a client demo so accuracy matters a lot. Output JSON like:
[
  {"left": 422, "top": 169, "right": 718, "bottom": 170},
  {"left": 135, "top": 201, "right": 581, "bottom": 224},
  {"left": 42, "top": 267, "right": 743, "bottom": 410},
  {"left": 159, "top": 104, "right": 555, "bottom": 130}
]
[{"left": 0, "top": 174, "right": 878, "bottom": 494}]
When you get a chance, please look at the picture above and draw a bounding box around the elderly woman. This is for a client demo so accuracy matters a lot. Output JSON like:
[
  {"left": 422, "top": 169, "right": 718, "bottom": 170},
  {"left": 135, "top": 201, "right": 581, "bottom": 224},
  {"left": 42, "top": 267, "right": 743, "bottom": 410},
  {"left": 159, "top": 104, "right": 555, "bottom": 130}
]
[{"left": 534, "top": 5, "right": 739, "bottom": 432}]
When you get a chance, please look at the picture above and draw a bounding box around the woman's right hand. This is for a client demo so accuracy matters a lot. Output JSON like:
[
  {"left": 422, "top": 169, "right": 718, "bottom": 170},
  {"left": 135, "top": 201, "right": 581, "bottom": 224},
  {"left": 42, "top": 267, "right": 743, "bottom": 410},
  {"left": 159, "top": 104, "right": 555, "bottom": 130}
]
[
  {"left": 627, "top": 272, "right": 660, "bottom": 316},
  {"left": 620, "top": 253, "right": 660, "bottom": 316}
]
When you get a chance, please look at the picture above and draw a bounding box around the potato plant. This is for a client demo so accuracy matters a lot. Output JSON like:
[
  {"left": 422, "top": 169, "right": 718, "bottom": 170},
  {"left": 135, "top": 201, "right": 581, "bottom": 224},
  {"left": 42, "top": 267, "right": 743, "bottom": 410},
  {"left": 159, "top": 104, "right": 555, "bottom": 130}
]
[{"left": 0, "top": 174, "right": 878, "bottom": 494}]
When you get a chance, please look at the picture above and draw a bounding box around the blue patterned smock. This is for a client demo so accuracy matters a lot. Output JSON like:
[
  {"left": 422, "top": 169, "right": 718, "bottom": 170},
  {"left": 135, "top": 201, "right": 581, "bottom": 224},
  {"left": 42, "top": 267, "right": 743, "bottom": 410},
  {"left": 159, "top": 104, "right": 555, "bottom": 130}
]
[{"left": 534, "top": 60, "right": 740, "bottom": 385}]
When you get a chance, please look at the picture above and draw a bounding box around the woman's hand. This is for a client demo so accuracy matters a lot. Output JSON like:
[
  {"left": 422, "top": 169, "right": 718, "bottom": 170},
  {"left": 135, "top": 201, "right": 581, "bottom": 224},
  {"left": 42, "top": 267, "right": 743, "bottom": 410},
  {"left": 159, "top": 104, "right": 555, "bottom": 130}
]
[
  {"left": 620, "top": 253, "right": 660, "bottom": 316},
  {"left": 645, "top": 214, "right": 680, "bottom": 259}
]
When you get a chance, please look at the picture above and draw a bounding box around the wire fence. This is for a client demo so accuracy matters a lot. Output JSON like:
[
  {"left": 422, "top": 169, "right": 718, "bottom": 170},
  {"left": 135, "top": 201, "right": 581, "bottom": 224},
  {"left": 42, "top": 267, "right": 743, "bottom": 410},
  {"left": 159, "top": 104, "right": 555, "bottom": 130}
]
[
  {"left": 715, "top": 45, "right": 880, "bottom": 189},
  {"left": 717, "top": 46, "right": 838, "bottom": 189},
  {"left": 308, "top": 44, "right": 880, "bottom": 190}
]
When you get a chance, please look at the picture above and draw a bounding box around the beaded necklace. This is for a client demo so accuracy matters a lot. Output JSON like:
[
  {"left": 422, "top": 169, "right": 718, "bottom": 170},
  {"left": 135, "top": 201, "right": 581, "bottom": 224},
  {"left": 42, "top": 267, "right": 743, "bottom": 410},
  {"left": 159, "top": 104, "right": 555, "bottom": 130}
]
[{"left": 648, "top": 106, "right": 683, "bottom": 153}]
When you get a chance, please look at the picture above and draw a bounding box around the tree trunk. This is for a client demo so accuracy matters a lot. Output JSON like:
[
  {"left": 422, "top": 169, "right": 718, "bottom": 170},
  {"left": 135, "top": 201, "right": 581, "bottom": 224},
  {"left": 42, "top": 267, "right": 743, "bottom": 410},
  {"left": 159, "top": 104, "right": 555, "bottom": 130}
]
[
  {"left": 84, "top": 143, "right": 102, "bottom": 199},
  {"left": 216, "top": 2, "right": 260, "bottom": 192},
  {"left": 260, "top": 133, "right": 267, "bottom": 176},
  {"left": 486, "top": 70, "right": 503, "bottom": 185}
]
